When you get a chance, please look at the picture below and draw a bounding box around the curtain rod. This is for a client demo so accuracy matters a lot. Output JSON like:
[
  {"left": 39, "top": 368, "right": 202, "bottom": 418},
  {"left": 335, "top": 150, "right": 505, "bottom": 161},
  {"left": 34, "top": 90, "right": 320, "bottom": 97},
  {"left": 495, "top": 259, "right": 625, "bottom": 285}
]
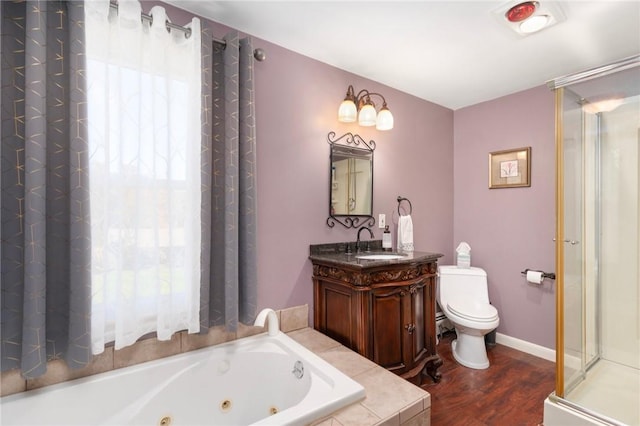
[
  {"left": 108, "top": 1, "right": 266, "bottom": 61},
  {"left": 109, "top": 1, "right": 196, "bottom": 39}
]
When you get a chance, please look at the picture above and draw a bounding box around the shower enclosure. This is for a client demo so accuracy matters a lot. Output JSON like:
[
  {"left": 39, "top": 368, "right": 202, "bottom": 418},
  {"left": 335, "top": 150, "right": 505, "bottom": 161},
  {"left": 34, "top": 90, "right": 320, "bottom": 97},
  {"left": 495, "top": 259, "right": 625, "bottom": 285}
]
[{"left": 544, "top": 55, "right": 640, "bottom": 425}]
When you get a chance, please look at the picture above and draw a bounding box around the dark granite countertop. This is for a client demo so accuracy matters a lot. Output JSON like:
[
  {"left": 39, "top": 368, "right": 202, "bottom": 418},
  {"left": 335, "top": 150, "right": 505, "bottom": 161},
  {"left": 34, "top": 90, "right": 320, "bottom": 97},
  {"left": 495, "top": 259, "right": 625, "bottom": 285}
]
[{"left": 309, "top": 240, "right": 443, "bottom": 269}]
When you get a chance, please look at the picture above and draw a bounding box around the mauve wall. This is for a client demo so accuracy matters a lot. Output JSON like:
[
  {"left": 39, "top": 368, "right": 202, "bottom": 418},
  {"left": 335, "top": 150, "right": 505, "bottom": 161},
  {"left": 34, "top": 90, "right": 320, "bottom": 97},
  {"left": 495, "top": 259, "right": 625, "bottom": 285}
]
[
  {"left": 453, "top": 85, "right": 556, "bottom": 349},
  {"left": 253, "top": 38, "right": 454, "bottom": 312}
]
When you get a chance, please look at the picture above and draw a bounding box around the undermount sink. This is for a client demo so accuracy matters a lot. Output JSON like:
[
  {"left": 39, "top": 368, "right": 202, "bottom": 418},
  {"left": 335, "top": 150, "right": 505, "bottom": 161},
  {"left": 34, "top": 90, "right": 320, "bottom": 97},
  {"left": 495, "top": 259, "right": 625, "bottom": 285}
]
[{"left": 356, "top": 254, "right": 407, "bottom": 260}]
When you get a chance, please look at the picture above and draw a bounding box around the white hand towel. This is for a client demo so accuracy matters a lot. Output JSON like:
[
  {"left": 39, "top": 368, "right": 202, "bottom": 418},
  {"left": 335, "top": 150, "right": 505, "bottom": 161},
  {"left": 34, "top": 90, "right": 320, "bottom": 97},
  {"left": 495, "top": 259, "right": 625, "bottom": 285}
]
[{"left": 397, "top": 215, "right": 414, "bottom": 252}]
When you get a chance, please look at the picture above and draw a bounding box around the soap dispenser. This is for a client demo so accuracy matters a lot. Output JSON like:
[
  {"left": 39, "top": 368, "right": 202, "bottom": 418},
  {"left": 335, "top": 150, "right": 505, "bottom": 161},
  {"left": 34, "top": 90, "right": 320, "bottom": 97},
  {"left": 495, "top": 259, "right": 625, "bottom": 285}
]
[{"left": 382, "top": 225, "right": 392, "bottom": 251}]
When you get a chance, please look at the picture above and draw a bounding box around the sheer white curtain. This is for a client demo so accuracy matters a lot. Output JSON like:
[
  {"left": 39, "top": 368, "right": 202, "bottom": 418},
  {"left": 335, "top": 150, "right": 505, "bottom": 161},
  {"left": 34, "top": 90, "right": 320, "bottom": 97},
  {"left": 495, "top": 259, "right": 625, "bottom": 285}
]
[{"left": 85, "top": 0, "right": 201, "bottom": 353}]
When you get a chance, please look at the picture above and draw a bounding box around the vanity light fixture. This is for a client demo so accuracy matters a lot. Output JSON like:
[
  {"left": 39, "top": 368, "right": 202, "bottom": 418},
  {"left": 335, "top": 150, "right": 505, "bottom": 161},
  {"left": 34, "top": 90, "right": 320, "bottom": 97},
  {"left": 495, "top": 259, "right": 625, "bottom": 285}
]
[{"left": 338, "top": 85, "right": 394, "bottom": 131}]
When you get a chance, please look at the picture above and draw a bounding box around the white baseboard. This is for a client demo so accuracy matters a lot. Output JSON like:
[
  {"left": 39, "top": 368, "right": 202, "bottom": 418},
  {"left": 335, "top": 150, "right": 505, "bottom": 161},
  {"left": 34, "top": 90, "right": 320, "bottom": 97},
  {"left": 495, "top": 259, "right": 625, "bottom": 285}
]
[{"left": 496, "top": 332, "right": 556, "bottom": 362}]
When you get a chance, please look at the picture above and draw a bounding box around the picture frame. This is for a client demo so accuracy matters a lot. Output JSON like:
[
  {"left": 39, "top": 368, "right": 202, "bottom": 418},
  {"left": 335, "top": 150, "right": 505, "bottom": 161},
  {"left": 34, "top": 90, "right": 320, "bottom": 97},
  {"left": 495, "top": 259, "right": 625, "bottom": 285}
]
[{"left": 489, "top": 146, "right": 531, "bottom": 189}]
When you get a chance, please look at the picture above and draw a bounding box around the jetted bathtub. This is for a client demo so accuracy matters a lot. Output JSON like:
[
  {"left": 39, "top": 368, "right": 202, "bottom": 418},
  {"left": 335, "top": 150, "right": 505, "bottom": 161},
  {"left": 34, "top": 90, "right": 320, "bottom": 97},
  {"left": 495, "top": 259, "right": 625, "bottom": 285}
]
[{"left": 1, "top": 330, "right": 365, "bottom": 425}]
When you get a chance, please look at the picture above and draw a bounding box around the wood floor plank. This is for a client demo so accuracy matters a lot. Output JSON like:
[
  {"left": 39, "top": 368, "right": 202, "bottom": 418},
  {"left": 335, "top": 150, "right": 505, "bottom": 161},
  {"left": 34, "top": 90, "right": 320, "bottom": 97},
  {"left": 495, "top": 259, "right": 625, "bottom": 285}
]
[{"left": 421, "top": 332, "right": 555, "bottom": 426}]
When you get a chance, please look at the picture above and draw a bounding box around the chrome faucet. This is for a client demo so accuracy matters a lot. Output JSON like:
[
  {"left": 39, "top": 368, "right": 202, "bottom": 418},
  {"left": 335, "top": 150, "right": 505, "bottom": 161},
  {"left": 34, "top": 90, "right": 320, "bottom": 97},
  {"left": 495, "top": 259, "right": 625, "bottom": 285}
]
[{"left": 356, "top": 226, "right": 374, "bottom": 253}]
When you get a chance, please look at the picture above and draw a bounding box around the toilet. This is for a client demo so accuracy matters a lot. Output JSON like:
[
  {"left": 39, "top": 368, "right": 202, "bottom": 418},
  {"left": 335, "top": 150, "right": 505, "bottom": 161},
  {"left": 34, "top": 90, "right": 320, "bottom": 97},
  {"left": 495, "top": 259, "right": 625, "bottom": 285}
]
[{"left": 437, "top": 265, "right": 499, "bottom": 369}]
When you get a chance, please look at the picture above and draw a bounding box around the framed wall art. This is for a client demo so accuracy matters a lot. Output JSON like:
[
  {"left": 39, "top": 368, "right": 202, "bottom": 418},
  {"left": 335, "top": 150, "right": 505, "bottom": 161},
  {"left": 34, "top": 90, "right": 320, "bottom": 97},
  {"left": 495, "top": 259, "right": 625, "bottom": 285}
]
[{"left": 489, "top": 146, "right": 531, "bottom": 189}]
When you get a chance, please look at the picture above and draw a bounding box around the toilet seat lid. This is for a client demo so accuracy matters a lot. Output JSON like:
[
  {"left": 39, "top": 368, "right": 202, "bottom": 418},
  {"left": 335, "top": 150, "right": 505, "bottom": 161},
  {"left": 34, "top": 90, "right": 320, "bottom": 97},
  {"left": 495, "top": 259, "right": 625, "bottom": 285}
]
[{"left": 447, "top": 300, "right": 498, "bottom": 322}]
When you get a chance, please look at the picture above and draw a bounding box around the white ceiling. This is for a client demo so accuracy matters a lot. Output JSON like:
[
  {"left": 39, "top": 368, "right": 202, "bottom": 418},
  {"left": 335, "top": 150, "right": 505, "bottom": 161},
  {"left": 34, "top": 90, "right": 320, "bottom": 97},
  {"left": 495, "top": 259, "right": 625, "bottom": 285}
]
[{"left": 167, "top": 1, "right": 640, "bottom": 110}]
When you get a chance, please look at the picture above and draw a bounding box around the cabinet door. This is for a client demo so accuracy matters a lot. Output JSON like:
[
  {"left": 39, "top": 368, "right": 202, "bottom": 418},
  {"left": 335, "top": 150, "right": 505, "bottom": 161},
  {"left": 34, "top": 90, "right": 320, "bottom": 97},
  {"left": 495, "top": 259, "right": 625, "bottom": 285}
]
[
  {"left": 315, "top": 280, "right": 355, "bottom": 347},
  {"left": 410, "top": 279, "right": 436, "bottom": 365},
  {"left": 371, "top": 286, "right": 412, "bottom": 374}
]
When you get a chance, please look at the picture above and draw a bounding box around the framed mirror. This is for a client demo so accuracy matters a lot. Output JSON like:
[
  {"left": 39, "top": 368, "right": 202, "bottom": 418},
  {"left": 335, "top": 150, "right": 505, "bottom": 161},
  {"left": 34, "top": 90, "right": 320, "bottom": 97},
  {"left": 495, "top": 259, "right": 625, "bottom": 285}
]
[{"left": 327, "top": 132, "right": 375, "bottom": 228}]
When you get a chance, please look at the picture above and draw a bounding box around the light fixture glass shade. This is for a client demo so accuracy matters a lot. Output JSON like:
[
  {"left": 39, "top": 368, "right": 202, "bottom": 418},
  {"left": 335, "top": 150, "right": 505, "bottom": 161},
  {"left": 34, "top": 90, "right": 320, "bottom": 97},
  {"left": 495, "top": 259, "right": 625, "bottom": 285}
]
[
  {"left": 338, "top": 100, "right": 357, "bottom": 123},
  {"left": 358, "top": 103, "right": 377, "bottom": 126},
  {"left": 583, "top": 97, "right": 624, "bottom": 114},
  {"left": 376, "top": 108, "right": 394, "bottom": 130},
  {"left": 519, "top": 15, "right": 549, "bottom": 33}
]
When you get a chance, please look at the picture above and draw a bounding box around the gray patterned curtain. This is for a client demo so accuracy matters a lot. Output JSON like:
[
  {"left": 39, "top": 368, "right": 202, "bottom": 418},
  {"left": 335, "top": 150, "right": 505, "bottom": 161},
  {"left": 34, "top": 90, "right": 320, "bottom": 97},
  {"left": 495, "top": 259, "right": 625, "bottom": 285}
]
[
  {"left": 200, "top": 31, "right": 258, "bottom": 332},
  {"left": 1, "top": 1, "right": 92, "bottom": 378}
]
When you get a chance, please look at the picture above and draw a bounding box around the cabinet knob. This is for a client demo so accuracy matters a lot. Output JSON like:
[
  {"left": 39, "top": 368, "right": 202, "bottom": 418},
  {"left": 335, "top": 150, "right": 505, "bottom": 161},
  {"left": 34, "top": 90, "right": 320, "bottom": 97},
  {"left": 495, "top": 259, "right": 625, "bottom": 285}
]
[{"left": 405, "top": 323, "right": 415, "bottom": 334}]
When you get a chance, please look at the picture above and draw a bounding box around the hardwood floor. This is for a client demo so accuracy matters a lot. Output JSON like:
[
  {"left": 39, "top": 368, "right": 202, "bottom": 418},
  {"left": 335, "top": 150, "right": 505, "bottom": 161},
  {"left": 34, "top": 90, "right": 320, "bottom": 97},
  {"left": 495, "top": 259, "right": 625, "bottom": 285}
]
[{"left": 421, "top": 332, "right": 555, "bottom": 426}]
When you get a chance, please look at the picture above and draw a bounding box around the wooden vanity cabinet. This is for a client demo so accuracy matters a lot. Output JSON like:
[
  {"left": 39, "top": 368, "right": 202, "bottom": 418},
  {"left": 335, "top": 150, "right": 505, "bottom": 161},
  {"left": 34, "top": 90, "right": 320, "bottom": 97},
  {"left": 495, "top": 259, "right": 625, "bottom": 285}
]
[{"left": 312, "top": 257, "right": 442, "bottom": 384}]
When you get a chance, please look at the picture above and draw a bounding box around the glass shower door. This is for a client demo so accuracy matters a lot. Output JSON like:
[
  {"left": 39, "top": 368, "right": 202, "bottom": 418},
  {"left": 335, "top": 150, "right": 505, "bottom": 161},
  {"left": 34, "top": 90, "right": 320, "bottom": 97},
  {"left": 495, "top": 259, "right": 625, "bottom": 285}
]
[
  {"left": 560, "top": 88, "right": 601, "bottom": 397},
  {"left": 560, "top": 88, "right": 587, "bottom": 395}
]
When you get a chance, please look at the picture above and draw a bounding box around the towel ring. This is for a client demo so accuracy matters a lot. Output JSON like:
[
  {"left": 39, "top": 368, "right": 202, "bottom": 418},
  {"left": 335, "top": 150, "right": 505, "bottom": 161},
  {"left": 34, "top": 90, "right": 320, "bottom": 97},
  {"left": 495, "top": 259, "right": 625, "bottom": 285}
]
[{"left": 397, "top": 196, "right": 413, "bottom": 216}]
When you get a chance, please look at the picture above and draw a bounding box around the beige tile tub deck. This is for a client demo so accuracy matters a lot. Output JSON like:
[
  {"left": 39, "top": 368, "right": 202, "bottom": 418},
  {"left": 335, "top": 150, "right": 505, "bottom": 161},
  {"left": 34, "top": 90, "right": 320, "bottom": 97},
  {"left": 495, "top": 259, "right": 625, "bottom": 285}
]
[
  {"left": 291, "top": 328, "right": 431, "bottom": 426},
  {"left": 280, "top": 304, "right": 310, "bottom": 332}
]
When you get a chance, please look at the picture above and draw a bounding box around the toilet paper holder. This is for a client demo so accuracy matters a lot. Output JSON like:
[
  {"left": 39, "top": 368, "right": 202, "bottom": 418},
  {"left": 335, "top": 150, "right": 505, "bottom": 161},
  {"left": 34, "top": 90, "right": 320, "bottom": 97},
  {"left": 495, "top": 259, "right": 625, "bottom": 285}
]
[{"left": 520, "top": 269, "right": 556, "bottom": 280}]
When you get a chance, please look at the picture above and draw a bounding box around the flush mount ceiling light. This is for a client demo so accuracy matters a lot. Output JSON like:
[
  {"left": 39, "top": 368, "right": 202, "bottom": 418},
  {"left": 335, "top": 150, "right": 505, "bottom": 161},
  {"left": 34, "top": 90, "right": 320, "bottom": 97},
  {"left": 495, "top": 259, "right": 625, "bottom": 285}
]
[
  {"left": 493, "top": 1, "right": 565, "bottom": 37},
  {"left": 520, "top": 14, "right": 550, "bottom": 33},
  {"left": 338, "top": 85, "right": 394, "bottom": 131}
]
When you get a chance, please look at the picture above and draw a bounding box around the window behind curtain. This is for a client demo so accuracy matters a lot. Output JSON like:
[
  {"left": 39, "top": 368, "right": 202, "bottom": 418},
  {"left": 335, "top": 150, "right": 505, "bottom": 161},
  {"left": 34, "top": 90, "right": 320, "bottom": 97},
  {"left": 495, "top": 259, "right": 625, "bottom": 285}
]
[{"left": 85, "top": 1, "right": 202, "bottom": 353}]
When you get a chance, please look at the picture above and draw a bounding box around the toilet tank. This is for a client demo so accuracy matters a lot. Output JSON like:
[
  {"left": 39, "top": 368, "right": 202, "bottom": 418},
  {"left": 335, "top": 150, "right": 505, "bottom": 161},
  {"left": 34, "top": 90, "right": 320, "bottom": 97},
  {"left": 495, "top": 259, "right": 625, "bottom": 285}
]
[{"left": 437, "top": 265, "right": 490, "bottom": 305}]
